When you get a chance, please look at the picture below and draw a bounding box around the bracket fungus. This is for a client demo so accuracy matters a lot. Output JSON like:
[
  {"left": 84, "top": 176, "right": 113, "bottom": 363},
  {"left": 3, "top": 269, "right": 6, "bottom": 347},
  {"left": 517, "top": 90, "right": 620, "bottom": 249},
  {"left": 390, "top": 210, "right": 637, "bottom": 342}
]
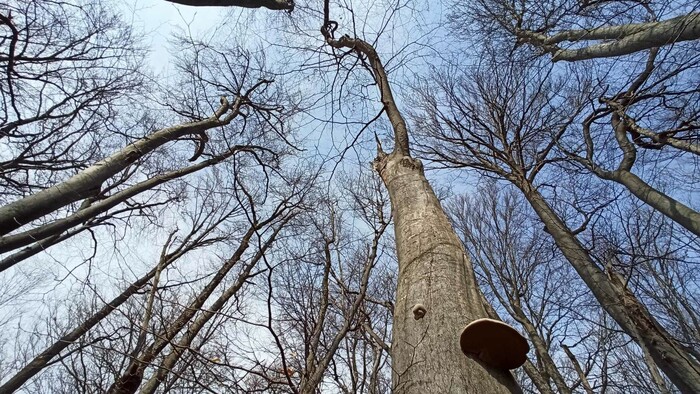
[{"left": 459, "top": 318, "right": 529, "bottom": 370}]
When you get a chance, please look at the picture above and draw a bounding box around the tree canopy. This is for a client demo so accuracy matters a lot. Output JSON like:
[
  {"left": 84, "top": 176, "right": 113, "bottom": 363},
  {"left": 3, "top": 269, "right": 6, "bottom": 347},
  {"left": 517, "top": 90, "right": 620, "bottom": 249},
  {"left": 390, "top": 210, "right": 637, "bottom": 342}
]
[{"left": 1, "top": 0, "right": 699, "bottom": 392}]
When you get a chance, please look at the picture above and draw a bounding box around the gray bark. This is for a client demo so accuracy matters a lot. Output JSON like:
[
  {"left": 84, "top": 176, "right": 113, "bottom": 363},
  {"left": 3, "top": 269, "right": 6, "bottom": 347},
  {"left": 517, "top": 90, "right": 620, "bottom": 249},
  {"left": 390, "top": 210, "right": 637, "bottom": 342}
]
[
  {"left": 137, "top": 223, "right": 287, "bottom": 394},
  {"left": 511, "top": 305, "right": 570, "bottom": 393},
  {"left": 0, "top": 96, "right": 242, "bottom": 236},
  {"left": 0, "top": 226, "right": 90, "bottom": 271},
  {"left": 626, "top": 121, "right": 700, "bottom": 155},
  {"left": 561, "top": 345, "right": 594, "bottom": 394},
  {"left": 0, "top": 148, "right": 243, "bottom": 256},
  {"left": 517, "top": 13, "right": 700, "bottom": 61},
  {"left": 376, "top": 152, "right": 520, "bottom": 393},
  {"left": 106, "top": 217, "right": 266, "bottom": 394},
  {"left": 583, "top": 114, "right": 700, "bottom": 238},
  {"left": 165, "top": 0, "right": 293, "bottom": 10},
  {"left": 517, "top": 179, "right": 700, "bottom": 393},
  {"left": 0, "top": 243, "right": 181, "bottom": 393},
  {"left": 326, "top": 32, "right": 520, "bottom": 393},
  {"left": 521, "top": 360, "right": 554, "bottom": 394},
  {"left": 640, "top": 344, "right": 673, "bottom": 394},
  {"left": 602, "top": 169, "right": 700, "bottom": 237}
]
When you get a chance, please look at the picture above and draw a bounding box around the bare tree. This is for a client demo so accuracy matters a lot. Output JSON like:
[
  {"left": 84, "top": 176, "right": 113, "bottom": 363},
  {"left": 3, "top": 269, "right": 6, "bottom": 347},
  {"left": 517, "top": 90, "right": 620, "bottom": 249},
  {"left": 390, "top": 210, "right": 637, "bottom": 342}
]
[
  {"left": 6, "top": 0, "right": 699, "bottom": 393},
  {"left": 317, "top": 5, "right": 522, "bottom": 392},
  {"left": 457, "top": 0, "right": 700, "bottom": 61},
  {"left": 264, "top": 172, "right": 392, "bottom": 394},
  {"left": 0, "top": 1, "right": 144, "bottom": 199},
  {"left": 448, "top": 183, "right": 575, "bottom": 394},
  {"left": 556, "top": 48, "right": 700, "bottom": 237},
  {"left": 0, "top": 2, "right": 295, "bottom": 262},
  {"left": 451, "top": 0, "right": 700, "bottom": 236},
  {"left": 411, "top": 51, "right": 700, "bottom": 391}
]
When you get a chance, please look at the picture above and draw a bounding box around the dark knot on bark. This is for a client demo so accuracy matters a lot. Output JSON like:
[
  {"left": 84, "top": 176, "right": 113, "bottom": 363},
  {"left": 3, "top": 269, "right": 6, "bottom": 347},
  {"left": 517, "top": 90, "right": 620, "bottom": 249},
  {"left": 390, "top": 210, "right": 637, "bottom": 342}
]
[{"left": 412, "top": 303, "right": 427, "bottom": 320}]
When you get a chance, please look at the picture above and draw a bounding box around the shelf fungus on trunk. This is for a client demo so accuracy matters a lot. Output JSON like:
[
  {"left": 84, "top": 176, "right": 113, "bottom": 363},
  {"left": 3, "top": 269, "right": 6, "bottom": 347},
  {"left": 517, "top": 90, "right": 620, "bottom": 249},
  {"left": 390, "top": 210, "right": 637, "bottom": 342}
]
[{"left": 460, "top": 318, "right": 529, "bottom": 370}]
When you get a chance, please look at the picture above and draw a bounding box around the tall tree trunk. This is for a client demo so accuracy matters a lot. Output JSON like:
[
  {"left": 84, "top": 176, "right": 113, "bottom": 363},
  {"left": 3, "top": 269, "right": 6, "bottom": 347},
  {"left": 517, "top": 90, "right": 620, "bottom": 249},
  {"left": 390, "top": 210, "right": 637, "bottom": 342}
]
[
  {"left": 561, "top": 345, "right": 595, "bottom": 394},
  {"left": 482, "top": 298, "right": 557, "bottom": 393},
  {"left": 590, "top": 114, "right": 700, "bottom": 238},
  {"left": 0, "top": 103, "right": 231, "bottom": 236},
  {"left": 515, "top": 178, "right": 700, "bottom": 393},
  {"left": 322, "top": 30, "right": 521, "bottom": 392},
  {"left": 375, "top": 152, "right": 520, "bottom": 393}
]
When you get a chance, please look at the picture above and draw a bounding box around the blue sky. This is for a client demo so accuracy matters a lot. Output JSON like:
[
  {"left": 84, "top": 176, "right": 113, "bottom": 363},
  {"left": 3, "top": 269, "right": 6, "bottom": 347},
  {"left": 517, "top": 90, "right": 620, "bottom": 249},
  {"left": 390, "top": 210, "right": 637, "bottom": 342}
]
[{"left": 121, "top": 1, "right": 219, "bottom": 72}]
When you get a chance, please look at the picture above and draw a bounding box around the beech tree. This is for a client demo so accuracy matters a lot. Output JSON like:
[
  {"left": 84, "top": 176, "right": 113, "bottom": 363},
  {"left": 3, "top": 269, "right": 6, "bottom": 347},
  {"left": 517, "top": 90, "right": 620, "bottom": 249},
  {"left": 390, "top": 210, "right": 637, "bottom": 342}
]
[
  {"left": 448, "top": 181, "right": 686, "bottom": 393},
  {"left": 456, "top": 0, "right": 700, "bottom": 237},
  {"left": 1, "top": 2, "right": 300, "bottom": 392},
  {"left": 411, "top": 47, "right": 700, "bottom": 391},
  {"left": 3, "top": 0, "right": 700, "bottom": 392},
  {"left": 319, "top": 13, "right": 523, "bottom": 394},
  {"left": 460, "top": 0, "right": 700, "bottom": 61}
]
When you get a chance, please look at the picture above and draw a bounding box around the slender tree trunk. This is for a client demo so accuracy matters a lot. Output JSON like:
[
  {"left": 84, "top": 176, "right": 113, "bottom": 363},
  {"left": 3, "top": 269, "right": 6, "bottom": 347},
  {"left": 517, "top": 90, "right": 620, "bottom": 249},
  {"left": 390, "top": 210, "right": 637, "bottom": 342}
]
[
  {"left": 510, "top": 304, "right": 570, "bottom": 394},
  {"left": 517, "top": 13, "right": 700, "bottom": 61},
  {"left": 0, "top": 150, "right": 239, "bottom": 256},
  {"left": 640, "top": 344, "right": 672, "bottom": 394},
  {"left": 138, "top": 227, "right": 284, "bottom": 394},
  {"left": 375, "top": 152, "right": 520, "bottom": 393},
  {"left": 552, "top": 12, "right": 700, "bottom": 61},
  {"left": 482, "top": 299, "right": 556, "bottom": 393},
  {"left": 106, "top": 222, "right": 261, "bottom": 394},
  {"left": 516, "top": 178, "right": 700, "bottom": 393},
  {"left": 561, "top": 345, "right": 595, "bottom": 394},
  {"left": 602, "top": 169, "right": 700, "bottom": 237},
  {"left": 0, "top": 95, "right": 247, "bottom": 236},
  {"left": 0, "top": 266, "right": 159, "bottom": 393}
]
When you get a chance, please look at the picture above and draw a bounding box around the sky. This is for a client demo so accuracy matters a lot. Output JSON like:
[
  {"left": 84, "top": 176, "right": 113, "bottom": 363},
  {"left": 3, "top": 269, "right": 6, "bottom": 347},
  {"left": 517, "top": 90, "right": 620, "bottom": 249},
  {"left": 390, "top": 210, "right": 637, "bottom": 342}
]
[
  {"left": 120, "top": 1, "right": 222, "bottom": 74},
  {"left": 119, "top": 0, "right": 478, "bottom": 222}
]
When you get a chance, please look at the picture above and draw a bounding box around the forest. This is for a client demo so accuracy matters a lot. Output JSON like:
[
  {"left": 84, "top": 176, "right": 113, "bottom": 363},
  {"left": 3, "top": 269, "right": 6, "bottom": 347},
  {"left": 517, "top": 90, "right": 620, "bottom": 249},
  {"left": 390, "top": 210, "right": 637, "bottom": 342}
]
[{"left": 1, "top": 0, "right": 699, "bottom": 392}]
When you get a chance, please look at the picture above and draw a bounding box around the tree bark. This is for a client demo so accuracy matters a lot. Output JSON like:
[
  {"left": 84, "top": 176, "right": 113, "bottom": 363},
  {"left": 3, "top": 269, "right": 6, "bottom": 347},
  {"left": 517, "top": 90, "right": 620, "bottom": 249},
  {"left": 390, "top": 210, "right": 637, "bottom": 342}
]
[
  {"left": 106, "top": 222, "right": 260, "bottom": 394},
  {"left": 561, "top": 345, "right": 595, "bottom": 394},
  {"left": 0, "top": 96, "right": 244, "bottom": 236},
  {"left": 576, "top": 113, "right": 700, "bottom": 238},
  {"left": 516, "top": 178, "right": 700, "bottom": 393},
  {"left": 517, "top": 13, "right": 700, "bottom": 61},
  {"left": 510, "top": 304, "right": 570, "bottom": 393},
  {"left": 521, "top": 360, "right": 554, "bottom": 394},
  {"left": 323, "top": 29, "right": 521, "bottom": 393},
  {"left": 165, "top": 0, "right": 293, "bottom": 10},
  {"left": 602, "top": 169, "right": 700, "bottom": 237},
  {"left": 0, "top": 148, "right": 243, "bottom": 256},
  {"left": 138, "top": 224, "right": 286, "bottom": 394},
  {"left": 0, "top": 268, "right": 158, "bottom": 393},
  {"left": 640, "top": 343, "right": 673, "bottom": 394},
  {"left": 375, "top": 152, "right": 520, "bottom": 393}
]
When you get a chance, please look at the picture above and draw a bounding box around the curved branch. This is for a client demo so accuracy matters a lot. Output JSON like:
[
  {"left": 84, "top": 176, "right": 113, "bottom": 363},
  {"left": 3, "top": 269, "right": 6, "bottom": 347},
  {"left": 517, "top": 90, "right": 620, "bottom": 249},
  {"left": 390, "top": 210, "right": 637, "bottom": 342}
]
[
  {"left": 0, "top": 96, "right": 242, "bottom": 235},
  {"left": 326, "top": 36, "right": 410, "bottom": 156},
  {"left": 165, "top": 0, "right": 293, "bottom": 10},
  {"left": 0, "top": 146, "right": 255, "bottom": 255},
  {"left": 517, "top": 13, "right": 700, "bottom": 61}
]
